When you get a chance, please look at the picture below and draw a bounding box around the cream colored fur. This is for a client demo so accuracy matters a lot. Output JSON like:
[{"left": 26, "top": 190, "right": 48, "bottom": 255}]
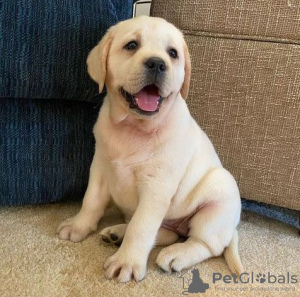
[{"left": 57, "top": 16, "right": 244, "bottom": 282}]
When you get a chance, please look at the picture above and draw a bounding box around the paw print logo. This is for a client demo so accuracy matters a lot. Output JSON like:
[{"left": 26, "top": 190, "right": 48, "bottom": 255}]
[{"left": 256, "top": 273, "right": 266, "bottom": 283}]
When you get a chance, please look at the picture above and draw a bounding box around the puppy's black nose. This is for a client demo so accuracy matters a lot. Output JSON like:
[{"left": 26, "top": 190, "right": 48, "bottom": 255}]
[{"left": 145, "top": 57, "right": 166, "bottom": 73}]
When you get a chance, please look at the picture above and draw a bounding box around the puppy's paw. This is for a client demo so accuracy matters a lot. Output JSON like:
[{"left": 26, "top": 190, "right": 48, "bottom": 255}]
[
  {"left": 100, "top": 224, "right": 127, "bottom": 246},
  {"left": 56, "top": 215, "right": 96, "bottom": 243},
  {"left": 104, "top": 250, "right": 147, "bottom": 282},
  {"left": 156, "top": 243, "right": 191, "bottom": 273}
]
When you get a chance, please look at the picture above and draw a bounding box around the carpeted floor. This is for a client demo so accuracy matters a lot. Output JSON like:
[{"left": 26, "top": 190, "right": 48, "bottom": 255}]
[{"left": 0, "top": 202, "right": 299, "bottom": 297}]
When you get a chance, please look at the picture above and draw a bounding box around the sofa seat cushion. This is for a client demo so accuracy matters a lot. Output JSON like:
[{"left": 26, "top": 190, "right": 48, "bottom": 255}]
[{"left": 0, "top": 98, "right": 99, "bottom": 205}]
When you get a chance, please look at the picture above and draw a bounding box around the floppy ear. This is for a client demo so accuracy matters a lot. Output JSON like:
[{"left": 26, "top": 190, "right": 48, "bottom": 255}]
[
  {"left": 87, "top": 28, "right": 114, "bottom": 93},
  {"left": 180, "top": 39, "right": 191, "bottom": 100}
]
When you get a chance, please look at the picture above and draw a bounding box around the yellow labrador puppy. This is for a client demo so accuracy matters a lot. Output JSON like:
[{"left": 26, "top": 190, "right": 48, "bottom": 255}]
[{"left": 57, "top": 16, "right": 244, "bottom": 282}]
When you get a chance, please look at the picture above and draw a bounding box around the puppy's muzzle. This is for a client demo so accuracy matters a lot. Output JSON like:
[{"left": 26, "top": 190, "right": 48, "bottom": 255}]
[
  {"left": 144, "top": 57, "right": 167, "bottom": 78},
  {"left": 121, "top": 84, "right": 163, "bottom": 116},
  {"left": 120, "top": 57, "right": 168, "bottom": 116}
]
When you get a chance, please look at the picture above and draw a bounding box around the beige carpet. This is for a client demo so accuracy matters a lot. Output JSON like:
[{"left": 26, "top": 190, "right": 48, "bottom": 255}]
[{"left": 0, "top": 202, "right": 299, "bottom": 297}]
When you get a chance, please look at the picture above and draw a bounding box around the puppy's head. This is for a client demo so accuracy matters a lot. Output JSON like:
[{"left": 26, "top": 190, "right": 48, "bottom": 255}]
[{"left": 87, "top": 16, "right": 191, "bottom": 118}]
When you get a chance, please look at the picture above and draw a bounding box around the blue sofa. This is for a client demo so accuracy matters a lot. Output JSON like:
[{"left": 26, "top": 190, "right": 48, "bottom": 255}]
[{"left": 0, "top": 0, "right": 133, "bottom": 205}]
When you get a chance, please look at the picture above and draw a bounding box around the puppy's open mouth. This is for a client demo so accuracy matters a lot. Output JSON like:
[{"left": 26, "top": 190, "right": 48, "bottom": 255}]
[{"left": 121, "top": 84, "right": 163, "bottom": 116}]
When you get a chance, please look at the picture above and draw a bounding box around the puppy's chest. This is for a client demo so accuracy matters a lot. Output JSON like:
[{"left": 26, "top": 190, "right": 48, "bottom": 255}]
[
  {"left": 99, "top": 138, "right": 148, "bottom": 208},
  {"left": 106, "top": 158, "right": 140, "bottom": 214},
  {"left": 97, "top": 123, "right": 159, "bottom": 214}
]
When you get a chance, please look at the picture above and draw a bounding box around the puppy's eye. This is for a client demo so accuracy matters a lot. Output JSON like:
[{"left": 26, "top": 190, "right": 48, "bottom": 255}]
[
  {"left": 168, "top": 48, "right": 178, "bottom": 59},
  {"left": 124, "top": 41, "right": 138, "bottom": 51}
]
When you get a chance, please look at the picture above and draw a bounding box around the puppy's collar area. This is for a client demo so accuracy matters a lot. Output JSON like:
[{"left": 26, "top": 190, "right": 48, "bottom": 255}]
[{"left": 121, "top": 85, "right": 163, "bottom": 116}]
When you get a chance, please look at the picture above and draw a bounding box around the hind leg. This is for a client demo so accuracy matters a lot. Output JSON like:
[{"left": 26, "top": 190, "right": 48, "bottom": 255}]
[
  {"left": 156, "top": 168, "right": 242, "bottom": 273},
  {"left": 100, "top": 224, "right": 179, "bottom": 246}
]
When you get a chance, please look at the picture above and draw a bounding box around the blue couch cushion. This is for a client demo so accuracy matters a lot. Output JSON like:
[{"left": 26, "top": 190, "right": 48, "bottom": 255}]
[
  {"left": 0, "top": 0, "right": 133, "bottom": 102},
  {"left": 0, "top": 98, "right": 101, "bottom": 206}
]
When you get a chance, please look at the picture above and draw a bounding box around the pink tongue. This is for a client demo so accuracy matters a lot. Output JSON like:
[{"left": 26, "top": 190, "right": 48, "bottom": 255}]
[{"left": 135, "top": 85, "right": 160, "bottom": 112}]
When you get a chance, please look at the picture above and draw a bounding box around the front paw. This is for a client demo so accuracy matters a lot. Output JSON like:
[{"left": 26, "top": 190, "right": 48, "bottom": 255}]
[
  {"left": 56, "top": 215, "right": 96, "bottom": 243},
  {"left": 104, "top": 249, "right": 147, "bottom": 282}
]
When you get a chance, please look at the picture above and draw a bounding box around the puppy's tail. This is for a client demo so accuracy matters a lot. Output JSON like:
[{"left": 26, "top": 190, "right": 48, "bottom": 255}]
[{"left": 223, "top": 229, "right": 244, "bottom": 275}]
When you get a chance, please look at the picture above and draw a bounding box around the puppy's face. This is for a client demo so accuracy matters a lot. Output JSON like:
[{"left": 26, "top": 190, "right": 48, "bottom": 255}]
[{"left": 87, "top": 16, "right": 191, "bottom": 118}]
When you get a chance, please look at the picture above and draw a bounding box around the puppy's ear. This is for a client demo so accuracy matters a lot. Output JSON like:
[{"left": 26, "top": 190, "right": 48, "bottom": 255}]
[
  {"left": 180, "top": 39, "right": 191, "bottom": 100},
  {"left": 87, "top": 27, "right": 114, "bottom": 93}
]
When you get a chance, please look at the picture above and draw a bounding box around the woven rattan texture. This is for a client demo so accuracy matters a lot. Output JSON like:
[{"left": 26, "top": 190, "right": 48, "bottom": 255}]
[
  {"left": 187, "top": 35, "right": 300, "bottom": 210},
  {"left": 151, "top": 0, "right": 300, "bottom": 43},
  {"left": 152, "top": 0, "right": 300, "bottom": 210}
]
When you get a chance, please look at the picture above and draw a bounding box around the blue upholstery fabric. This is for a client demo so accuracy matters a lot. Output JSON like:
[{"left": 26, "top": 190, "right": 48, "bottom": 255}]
[
  {"left": 0, "top": 0, "right": 133, "bottom": 101},
  {"left": 0, "top": 0, "right": 132, "bottom": 205},
  {"left": 0, "top": 98, "right": 101, "bottom": 206}
]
